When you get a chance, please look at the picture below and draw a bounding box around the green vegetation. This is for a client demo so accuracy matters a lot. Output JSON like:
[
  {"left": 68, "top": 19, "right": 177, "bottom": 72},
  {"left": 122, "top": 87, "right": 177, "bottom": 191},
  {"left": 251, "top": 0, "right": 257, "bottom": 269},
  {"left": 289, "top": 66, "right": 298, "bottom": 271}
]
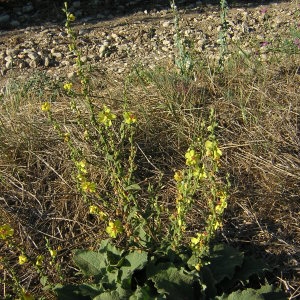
[{"left": 0, "top": 1, "right": 299, "bottom": 299}]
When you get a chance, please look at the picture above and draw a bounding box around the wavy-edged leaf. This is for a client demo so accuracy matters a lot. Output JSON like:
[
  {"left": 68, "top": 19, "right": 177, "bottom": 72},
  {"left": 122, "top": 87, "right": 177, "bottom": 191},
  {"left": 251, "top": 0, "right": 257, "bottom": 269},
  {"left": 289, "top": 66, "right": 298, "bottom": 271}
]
[
  {"left": 209, "top": 244, "right": 244, "bottom": 283},
  {"left": 148, "top": 262, "right": 197, "bottom": 300},
  {"left": 120, "top": 251, "right": 148, "bottom": 281},
  {"left": 73, "top": 250, "right": 107, "bottom": 277}
]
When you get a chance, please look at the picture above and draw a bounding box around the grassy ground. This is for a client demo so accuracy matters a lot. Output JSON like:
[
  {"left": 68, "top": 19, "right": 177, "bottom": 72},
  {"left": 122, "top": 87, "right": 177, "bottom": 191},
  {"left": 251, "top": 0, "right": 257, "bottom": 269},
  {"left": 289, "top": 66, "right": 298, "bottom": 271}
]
[{"left": 0, "top": 6, "right": 299, "bottom": 299}]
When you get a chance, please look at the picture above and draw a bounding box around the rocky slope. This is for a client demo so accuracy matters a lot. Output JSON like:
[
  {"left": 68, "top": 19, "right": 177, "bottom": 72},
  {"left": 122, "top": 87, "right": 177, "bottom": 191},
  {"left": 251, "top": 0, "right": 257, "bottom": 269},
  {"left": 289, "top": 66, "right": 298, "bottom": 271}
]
[{"left": 0, "top": 1, "right": 298, "bottom": 89}]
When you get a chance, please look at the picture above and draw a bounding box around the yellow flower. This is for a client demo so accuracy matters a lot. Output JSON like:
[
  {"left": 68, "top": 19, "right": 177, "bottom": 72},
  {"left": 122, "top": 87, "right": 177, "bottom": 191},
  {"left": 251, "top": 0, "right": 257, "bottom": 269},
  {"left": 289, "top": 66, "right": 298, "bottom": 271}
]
[
  {"left": 89, "top": 205, "right": 99, "bottom": 214},
  {"left": 36, "top": 255, "right": 44, "bottom": 267},
  {"left": 75, "top": 160, "right": 87, "bottom": 174},
  {"left": 49, "top": 249, "right": 57, "bottom": 258},
  {"left": 174, "top": 170, "right": 183, "bottom": 182},
  {"left": 205, "top": 140, "right": 222, "bottom": 160},
  {"left": 0, "top": 224, "right": 14, "bottom": 239},
  {"left": 195, "top": 263, "right": 202, "bottom": 271},
  {"left": 215, "top": 191, "right": 228, "bottom": 214},
  {"left": 64, "top": 133, "right": 70, "bottom": 142},
  {"left": 193, "top": 166, "right": 207, "bottom": 180},
  {"left": 20, "top": 289, "right": 34, "bottom": 300},
  {"left": 67, "top": 13, "right": 76, "bottom": 22},
  {"left": 81, "top": 181, "right": 96, "bottom": 193},
  {"left": 90, "top": 206, "right": 107, "bottom": 220},
  {"left": 106, "top": 220, "right": 123, "bottom": 238},
  {"left": 18, "top": 254, "right": 28, "bottom": 265},
  {"left": 123, "top": 111, "right": 137, "bottom": 125},
  {"left": 185, "top": 149, "right": 199, "bottom": 166},
  {"left": 63, "top": 82, "right": 73, "bottom": 92},
  {"left": 98, "top": 105, "right": 116, "bottom": 127},
  {"left": 41, "top": 102, "right": 50, "bottom": 112}
]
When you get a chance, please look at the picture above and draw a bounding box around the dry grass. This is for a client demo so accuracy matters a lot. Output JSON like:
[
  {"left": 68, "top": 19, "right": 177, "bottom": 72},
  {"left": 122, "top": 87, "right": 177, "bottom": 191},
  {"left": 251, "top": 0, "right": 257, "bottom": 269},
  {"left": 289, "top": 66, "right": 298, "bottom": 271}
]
[{"left": 0, "top": 47, "right": 299, "bottom": 298}]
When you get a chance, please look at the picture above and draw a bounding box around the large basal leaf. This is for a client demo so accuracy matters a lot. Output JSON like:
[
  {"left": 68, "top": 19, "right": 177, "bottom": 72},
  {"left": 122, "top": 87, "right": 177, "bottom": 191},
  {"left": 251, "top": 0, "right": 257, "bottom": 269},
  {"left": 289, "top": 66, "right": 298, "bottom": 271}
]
[
  {"left": 256, "top": 284, "right": 287, "bottom": 300},
  {"left": 93, "top": 284, "right": 130, "bottom": 300},
  {"left": 98, "top": 239, "right": 123, "bottom": 266},
  {"left": 147, "top": 262, "right": 197, "bottom": 300},
  {"left": 215, "top": 284, "right": 287, "bottom": 300},
  {"left": 129, "top": 285, "right": 156, "bottom": 300},
  {"left": 231, "top": 255, "right": 269, "bottom": 283},
  {"left": 120, "top": 250, "right": 148, "bottom": 281},
  {"left": 215, "top": 288, "right": 265, "bottom": 300},
  {"left": 54, "top": 284, "right": 86, "bottom": 300},
  {"left": 208, "top": 244, "right": 244, "bottom": 283},
  {"left": 73, "top": 249, "right": 108, "bottom": 277}
]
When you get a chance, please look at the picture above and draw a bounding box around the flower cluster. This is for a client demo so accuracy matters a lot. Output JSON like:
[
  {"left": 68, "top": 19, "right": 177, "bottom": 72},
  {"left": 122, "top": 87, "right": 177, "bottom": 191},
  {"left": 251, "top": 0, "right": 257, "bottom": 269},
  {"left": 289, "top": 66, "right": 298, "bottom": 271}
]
[
  {"left": 106, "top": 220, "right": 123, "bottom": 238},
  {"left": 0, "top": 224, "right": 14, "bottom": 240},
  {"left": 98, "top": 105, "right": 116, "bottom": 127},
  {"left": 89, "top": 205, "right": 107, "bottom": 220},
  {"left": 41, "top": 101, "right": 51, "bottom": 112},
  {"left": 123, "top": 112, "right": 137, "bottom": 125},
  {"left": 75, "top": 160, "right": 96, "bottom": 194}
]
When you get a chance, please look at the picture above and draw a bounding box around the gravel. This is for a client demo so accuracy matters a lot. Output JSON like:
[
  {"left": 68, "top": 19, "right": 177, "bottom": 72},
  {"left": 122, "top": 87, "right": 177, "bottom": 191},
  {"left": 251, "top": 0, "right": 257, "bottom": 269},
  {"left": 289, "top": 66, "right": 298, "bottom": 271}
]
[{"left": 0, "top": 1, "right": 298, "bottom": 86}]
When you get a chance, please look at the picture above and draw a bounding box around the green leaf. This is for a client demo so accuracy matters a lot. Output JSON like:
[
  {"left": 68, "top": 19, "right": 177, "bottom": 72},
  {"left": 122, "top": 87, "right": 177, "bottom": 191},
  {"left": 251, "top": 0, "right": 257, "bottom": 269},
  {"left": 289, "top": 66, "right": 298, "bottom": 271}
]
[
  {"left": 54, "top": 284, "right": 91, "bottom": 300},
  {"left": 147, "top": 262, "right": 197, "bottom": 300},
  {"left": 73, "top": 249, "right": 107, "bottom": 277},
  {"left": 120, "top": 251, "right": 148, "bottom": 281},
  {"left": 208, "top": 244, "right": 244, "bottom": 283},
  {"left": 93, "top": 284, "right": 130, "bottom": 300},
  {"left": 129, "top": 285, "right": 158, "bottom": 300},
  {"left": 93, "top": 290, "right": 121, "bottom": 300},
  {"left": 124, "top": 183, "right": 141, "bottom": 191},
  {"left": 215, "top": 288, "right": 265, "bottom": 300},
  {"left": 40, "top": 275, "right": 48, "bottom": 286},
  {"left": 215, "top": 284, "right": 287, "bottom": 300},
  {"left": 257, "top": 284, "right": 287, "bottom": 300},
  {"left": 235, "top": 255, "right": 269, "bottom": 282}
]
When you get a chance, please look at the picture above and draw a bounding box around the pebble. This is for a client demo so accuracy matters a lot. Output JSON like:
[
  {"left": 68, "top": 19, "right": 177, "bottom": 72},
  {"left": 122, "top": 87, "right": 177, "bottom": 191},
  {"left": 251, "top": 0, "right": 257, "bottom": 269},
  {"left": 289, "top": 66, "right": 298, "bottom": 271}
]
[
  {"left": 162, "top": 21, "right": 171, "bottom": 27},
  {"left": 6, "top": 61, "right": 13, "bottom": 69},
  {"left": 27, "top": 52, "right": 39, "bottom": 60},
  {"left": 0, "top": 1, "right": 296, "bottom": 78},
  {"left": 52, "top": 52, "right": 63, "bottom": 59},
  {"left": 44, "top": 57, "right": 50, "bottom": 67}
]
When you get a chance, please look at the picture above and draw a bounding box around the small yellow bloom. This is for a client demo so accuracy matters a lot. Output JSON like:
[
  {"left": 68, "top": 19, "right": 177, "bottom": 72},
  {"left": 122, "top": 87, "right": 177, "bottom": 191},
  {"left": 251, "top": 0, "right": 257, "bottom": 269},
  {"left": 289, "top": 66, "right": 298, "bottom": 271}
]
[
  {"left": 67, "top": 13, "right": 76, "bottom": 22},
  {"left": 49, "top": 249, "right": 57, "bottom": 258},
  {"left": 123, "top": 111, "right": 137, "bottom": 125},
  {"left": 174, "top": 170, "right": 183, "bottom": 182},
  {"left": 63, "top": 82, "right": 73, "bottom": 92},
  {"left": 0, "top": 224, "right": 14, "bottom": 239},
  {"left": 20, "top": 289, "right": 34, "bottom": 300},
  {"left": 64, "top": 133, "right": 70, "bottom": 142},
  {"left": 41, "top": 102, "right": 51, "bottom": 112},
  {"left": 98, "top": 105, "right": 116, "bottom": 127},
  {"left": 185, "top": 149, "right": 199, "bottom": 166},
  {"left": 205, "top": 140, "right": 222, "bottom": 160},
  {"left": 106, "top": 220, "right": 123, "bottom": 238},
  {"left": 81, "top": 181, "right": 96, "bottom": 193},
  {"left": 75, "top": 160, "right": 87, "bottom": 174},
  {"left": 193, "top": 166, "right": 207, "bottom": 180},
  {"left": 89, "top": 205, "right": 107, "bottom": 220},
  {"left": 89, "top": 205, "right": 98, "bottom": 214},
  {"left": 195, "top": 263, "right": 202, "bottom": 271},
  {"left": 36, "top": 255, "right": 44, "bottom": 267},
  {"left": 18, "top": 254, "right": 28, "bottom": 265}
]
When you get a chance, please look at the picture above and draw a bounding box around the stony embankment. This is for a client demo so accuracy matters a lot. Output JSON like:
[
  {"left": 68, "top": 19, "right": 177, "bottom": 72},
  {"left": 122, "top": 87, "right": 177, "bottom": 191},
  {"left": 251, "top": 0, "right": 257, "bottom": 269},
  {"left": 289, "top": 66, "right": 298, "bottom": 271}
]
[{"left": 0, "top": 1, "right": 298, "bottom": 88}]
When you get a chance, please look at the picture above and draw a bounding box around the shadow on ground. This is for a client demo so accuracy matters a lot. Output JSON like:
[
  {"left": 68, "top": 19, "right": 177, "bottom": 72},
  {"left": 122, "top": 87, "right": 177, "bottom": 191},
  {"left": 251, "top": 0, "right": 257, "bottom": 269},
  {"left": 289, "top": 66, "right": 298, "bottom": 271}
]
[{"left": 0, "top": 0, "right": 291, "bottom": 31}]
